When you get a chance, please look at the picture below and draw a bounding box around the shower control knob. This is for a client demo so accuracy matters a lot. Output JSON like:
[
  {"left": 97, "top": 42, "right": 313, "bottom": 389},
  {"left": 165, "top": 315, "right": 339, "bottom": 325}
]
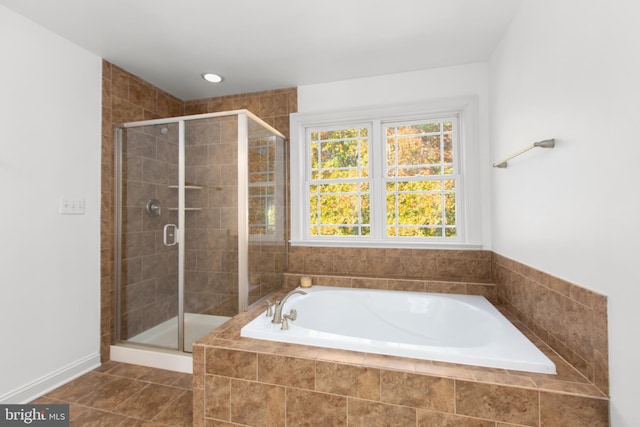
[{"left": 145, "top": 199, "right": 162, "bottom": 217}]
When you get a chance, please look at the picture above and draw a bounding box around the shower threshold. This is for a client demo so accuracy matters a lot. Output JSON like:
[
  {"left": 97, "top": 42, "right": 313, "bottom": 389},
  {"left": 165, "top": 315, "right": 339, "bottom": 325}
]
[
  {"left": 111, "top": 313, "right": 230, "bottom": 373},
  {"left": 127, "top": 313, "right": 230, "bottom": 352}
]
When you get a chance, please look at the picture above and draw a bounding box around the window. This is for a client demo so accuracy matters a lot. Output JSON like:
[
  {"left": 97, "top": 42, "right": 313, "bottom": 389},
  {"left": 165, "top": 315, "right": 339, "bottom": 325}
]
[
  {"left": 290, "top": 99, "right": 482, "bottom": 248},
  {"left": 308, "top": 125, "right": 371, "bottom": 237},
  {"left": 384, "top": 118, "right": 457, "bottom": 238}
]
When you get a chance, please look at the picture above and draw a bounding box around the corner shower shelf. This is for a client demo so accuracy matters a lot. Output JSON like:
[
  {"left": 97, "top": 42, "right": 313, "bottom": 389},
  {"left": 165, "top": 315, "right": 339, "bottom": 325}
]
[{"left": 167, "top": 184, "right": 204, "bottom": 211}]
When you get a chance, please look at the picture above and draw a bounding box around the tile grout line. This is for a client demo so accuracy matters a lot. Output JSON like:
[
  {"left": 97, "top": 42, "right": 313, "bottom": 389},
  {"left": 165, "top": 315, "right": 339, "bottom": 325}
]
[{"left": 40, "top": 362, "right": 193, "bottom": 427}]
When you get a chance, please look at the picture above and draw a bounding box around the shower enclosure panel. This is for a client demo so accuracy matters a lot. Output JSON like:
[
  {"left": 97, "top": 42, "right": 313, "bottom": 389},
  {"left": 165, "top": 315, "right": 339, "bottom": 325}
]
[
  {"left": 116, "top": 122, "right": 181, "bottom": 349},
  {"left": 114, "top": 111, "right": 286, "bottom": 354},
  {"left": 183, "top": 116, "right": 241, "bottom": 320},
  {"left": 247, "top": 118, "right": 288, "bottom": 306}
]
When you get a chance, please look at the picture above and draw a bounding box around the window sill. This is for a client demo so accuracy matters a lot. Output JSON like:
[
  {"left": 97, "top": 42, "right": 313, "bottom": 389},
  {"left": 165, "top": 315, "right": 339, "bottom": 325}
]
[{"left": 289, "top": 239, "right": 484, "bottom": 250}]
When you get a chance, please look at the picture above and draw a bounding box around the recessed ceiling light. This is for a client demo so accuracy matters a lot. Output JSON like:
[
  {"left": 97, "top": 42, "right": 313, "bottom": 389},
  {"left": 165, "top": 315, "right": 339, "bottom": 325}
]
[{"left": 202, "top": 72, "right": 223, "bottom": 83}]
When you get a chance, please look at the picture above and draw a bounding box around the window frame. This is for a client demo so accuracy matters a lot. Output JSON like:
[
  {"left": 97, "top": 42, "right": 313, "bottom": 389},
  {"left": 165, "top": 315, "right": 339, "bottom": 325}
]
[{"left": 290, "top": 97, "right": 483, "bottom": 249}]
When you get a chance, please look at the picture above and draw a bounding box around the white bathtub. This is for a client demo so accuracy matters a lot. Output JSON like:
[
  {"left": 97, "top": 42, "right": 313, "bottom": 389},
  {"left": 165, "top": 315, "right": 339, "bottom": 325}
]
[{"left": 240, "top": 286, "right": 556, "bottom": 374}]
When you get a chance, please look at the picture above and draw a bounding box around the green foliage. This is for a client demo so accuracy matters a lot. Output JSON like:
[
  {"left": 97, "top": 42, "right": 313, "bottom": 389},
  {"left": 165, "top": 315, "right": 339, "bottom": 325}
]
[{"left": 309, "top": 121, "right": 457, "bottom": 238}]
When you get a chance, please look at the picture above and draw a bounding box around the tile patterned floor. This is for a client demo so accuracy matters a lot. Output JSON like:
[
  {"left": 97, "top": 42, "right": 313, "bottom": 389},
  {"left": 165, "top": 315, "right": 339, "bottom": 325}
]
[{"left": 30, "top": 361, "right": 192, "bottom": 426}]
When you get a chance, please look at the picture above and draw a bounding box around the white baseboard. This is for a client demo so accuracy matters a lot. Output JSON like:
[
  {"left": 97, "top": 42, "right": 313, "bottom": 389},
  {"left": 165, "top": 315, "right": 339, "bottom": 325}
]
[{"left": 0, "top": 352, "right": 101, "bottom": 404}]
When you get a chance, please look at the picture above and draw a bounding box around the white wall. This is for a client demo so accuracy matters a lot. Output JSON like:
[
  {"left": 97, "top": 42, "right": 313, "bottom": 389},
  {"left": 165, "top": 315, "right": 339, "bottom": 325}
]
[
  {"left": 0, "top": 5, "right": 102, "bottom": 402},
  {"left": 489, "top": 1, "right": 640, "bottom": 425},
  {"left": 297, "top": 63, "right": 493, "bottom": 247}
]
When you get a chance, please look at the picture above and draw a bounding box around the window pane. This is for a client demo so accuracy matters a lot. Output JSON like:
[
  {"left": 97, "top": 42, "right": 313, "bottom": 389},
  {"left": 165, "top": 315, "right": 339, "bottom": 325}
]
[
  {"left": 399, "top": 166, "right": 443, "bottom": 177},
  {"left": 309, "top": 195, "right": 318, "bottom": 223},
  {"left": 386, "top": 226, "right": 444, "bottom": 237},
  {"left": 309, "top": 181, "right": 370, "bottom": 237},
  {"left": 385, "top": 119, "right": 455, "bottom": 177},
  {"left": 443, "top": 133, "right": 453, "bottom": 164},
  {"left": 383, "top": 119, "right": 457, "bottom": 238},
  {"left": 386, "top": 175, "right": 454, "bottom": 238},
  {"left": 310, "top": 141, "right": 318, "bottom": 162},
  {"left": 310, "top": 127, "right": 369, "bottom": 181},
  {"left": 319, "top": 194, "right": 359, "bottom": 222},
  {"left": 308, "top": 126, "right": 370, "bottom": 237},
  {"left": 445, "top": 192, "right": 456, "bottom": 226},
  {"left": 386, "top": 192, "right": 443, "bottom": 225},
  {"left": 319, "top": 225, "right": 363, "bottom": 236},
  {"left": 321, "top": 141, "right": 358, "bottom": 169},
  {"left": 360, "top": 140, "right": 369, "bottom": 177},
  {"left": 397, "top": 180, "right": 442, "bottom": 192}
]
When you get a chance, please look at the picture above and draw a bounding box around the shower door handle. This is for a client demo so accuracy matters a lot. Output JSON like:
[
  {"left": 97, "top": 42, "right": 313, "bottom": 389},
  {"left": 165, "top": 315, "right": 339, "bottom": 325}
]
[{"left": 163, "top": 224, "right": 179, "bottom": 246}]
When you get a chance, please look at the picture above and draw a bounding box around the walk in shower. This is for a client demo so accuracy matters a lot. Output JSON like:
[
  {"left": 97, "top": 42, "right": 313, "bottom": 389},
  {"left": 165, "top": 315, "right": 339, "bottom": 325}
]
[{"left": 113, "top": 111, "right": 287, "bottom": 358}]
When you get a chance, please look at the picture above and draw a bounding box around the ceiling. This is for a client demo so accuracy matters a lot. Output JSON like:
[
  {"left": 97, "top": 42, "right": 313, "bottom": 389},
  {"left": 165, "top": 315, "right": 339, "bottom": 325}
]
[{"left": 1, "top": 0, "right": 522, "bottom": 101}]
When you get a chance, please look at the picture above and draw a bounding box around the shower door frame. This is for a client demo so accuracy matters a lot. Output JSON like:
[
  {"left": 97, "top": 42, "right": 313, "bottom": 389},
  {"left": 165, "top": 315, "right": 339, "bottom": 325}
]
[{"left": 114, "top": 110, "right": 285, "bottom": 352}]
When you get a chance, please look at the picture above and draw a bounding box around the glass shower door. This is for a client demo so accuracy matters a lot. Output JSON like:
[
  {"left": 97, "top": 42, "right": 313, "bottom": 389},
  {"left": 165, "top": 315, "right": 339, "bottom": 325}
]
[
  {"left": 115, "top": 111, "right": 286, "bottom": 355},
  {"left": 116, "top": 122, "right": 182, "bottom": 351}
]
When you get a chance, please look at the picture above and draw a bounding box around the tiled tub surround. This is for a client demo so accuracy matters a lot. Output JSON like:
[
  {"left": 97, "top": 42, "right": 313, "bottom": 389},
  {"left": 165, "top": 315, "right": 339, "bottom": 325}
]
[
  {"left": 194, "top": 287, "right": 609, "bottom": 427},
  {"left": 492, "top": 253, "right": 609, "bottom": 396},
  {"left": 283, "top": 273, "right": 498, "bottom": 301},
  {"left": 288, "top": 247, "right": 493, "bottom": 282},
  {"left": 286, "top": 249, "right": 609, "bottom": 396}
]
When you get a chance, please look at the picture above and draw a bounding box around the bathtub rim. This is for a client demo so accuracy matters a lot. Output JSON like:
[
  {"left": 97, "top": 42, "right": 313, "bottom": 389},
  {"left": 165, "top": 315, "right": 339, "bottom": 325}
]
[{"left": 240, "top": 285, "right": 557, "bottom": 375}]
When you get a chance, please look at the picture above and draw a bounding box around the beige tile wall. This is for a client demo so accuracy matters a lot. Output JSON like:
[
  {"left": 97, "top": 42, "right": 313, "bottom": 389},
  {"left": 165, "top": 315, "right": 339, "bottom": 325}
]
[
  {"left": 101, "top": 62, "right": 296, "bottom": 360},
  {"left": 283, "top": 273, "right": 498, "bottom": 301},
  {"left": 184, "top": 89, "right": 296, "bottom": 137},
  {"left": 288, "top": 247, "right": 493, "bottom": 282},
  {"left": 101, "top": 61, "right": 184, "bottom": 360},
  {"left": 184, "top": 89, "right": 295, "bottom": 310},
  {"left": 286, "top": 252, "right": 609, "bottom": 397},
  {"left": 493, "top": 253, "right": 609, "bottom": 395}
]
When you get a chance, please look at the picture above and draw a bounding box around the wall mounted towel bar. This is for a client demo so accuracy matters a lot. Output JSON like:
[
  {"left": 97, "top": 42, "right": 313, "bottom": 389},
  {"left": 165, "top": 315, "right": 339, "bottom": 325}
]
[{"left": 493, "top": 138, "right": 555, "bottom": 168}]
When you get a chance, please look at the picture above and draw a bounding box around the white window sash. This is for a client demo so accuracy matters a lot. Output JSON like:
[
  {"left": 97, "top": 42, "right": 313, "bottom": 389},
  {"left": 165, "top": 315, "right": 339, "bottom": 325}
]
[{"left": 289, "top": 97, "right": 482, "bottom": 249}]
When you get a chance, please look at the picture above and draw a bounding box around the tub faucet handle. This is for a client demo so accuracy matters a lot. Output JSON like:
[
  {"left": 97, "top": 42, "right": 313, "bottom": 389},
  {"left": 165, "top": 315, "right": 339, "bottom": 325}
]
[
  {"left": 266, "top": 300, "right": 274, "bottom": 317},
  {"left": 281, "top": 309, "right": 297, "bottom": 331}
]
